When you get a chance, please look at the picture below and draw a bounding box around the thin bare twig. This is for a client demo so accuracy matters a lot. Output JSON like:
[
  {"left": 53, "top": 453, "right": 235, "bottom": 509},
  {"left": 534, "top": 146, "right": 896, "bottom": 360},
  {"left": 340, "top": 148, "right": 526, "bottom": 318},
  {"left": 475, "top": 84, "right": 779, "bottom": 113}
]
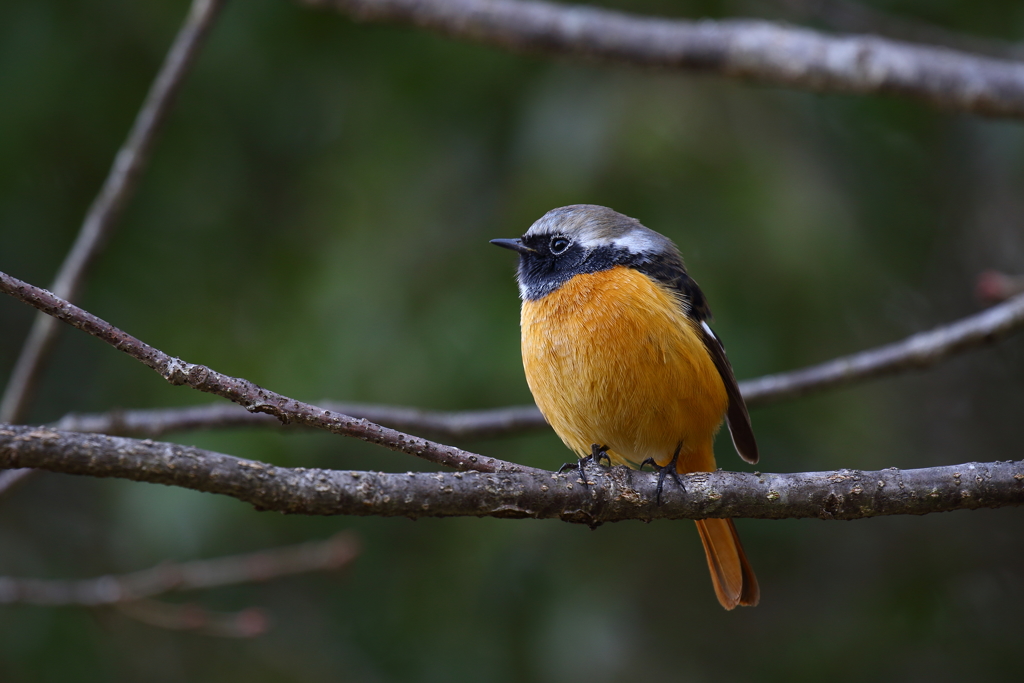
[
  {"left": 301, "top": 0, "right": 1024, "bottom": 119},
  {"left": 42, "top": 289, "right": 1024, "bottom": 439},
  {"left": 1, "top": 424, "right": 1021, "bottom": 522},
  {"left": 0, "top": 532, "right": 359, "bottom": 606},
  {"left": 0, "top": 270, "right": 537, "bottom": 476},
  {"left": 0, "top": 0, "right": 227, "bottom": 426},
  {"left": 50, "top": 402, "right": 548, "bottom": 440},
  {"left": 739, "top": 291, "right": 1024, "bottom": 404}
]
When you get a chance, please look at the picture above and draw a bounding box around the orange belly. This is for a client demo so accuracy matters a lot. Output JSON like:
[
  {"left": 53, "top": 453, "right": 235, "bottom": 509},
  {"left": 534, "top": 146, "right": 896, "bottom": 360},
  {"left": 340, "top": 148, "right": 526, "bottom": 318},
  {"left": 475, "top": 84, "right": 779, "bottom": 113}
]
[{"left": 521, "top": 266, "right": 728, "bottom": 473}]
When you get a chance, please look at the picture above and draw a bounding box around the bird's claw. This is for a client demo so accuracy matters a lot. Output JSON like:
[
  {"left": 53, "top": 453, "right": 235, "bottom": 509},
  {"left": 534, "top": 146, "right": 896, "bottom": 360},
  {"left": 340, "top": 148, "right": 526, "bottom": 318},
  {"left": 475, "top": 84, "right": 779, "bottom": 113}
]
[
  {"left": 558, "top": 444, "right": 611, "bottom": 486},
  {"left": 639, "top": 444, "right": 684, "bottom": 505}
]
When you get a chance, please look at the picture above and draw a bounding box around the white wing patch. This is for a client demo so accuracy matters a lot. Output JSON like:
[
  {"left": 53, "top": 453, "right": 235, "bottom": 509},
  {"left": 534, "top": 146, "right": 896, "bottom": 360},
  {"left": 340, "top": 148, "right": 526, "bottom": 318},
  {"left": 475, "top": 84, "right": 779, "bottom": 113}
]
[{"left": 610, "top": 231, "right": 660, "bottom": 254}]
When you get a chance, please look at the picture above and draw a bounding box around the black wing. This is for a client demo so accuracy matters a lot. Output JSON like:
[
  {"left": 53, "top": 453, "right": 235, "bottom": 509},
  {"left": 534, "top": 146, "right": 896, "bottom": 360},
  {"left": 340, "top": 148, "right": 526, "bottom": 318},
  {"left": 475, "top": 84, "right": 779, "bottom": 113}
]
[
  {"left": 698, "top": 321, "right": 759, "bottom": 464},
  {"left": 633, "top": 253, "right": 759, "bottom": 464}
]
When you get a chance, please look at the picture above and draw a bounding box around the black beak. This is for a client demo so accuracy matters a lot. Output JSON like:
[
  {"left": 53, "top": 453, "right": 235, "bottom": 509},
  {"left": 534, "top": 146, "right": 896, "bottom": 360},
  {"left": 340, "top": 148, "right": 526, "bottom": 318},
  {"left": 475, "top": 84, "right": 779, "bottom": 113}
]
[{"left": 490, "top": 238, "right": 534, "bottom": 255}]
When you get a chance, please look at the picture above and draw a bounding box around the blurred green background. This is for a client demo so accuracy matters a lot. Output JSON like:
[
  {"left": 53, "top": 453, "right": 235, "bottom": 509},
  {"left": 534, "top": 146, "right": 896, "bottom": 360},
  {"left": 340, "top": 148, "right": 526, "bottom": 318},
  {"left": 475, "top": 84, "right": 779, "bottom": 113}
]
[{"left": 2, "top": 0, "right": 1024, "bottom": 680}]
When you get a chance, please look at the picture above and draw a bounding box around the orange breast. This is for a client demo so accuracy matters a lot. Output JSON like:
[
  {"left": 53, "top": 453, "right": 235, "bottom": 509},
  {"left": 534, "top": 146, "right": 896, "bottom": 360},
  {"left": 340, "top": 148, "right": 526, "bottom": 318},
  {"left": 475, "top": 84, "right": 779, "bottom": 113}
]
[{"left": 521, "top": 266, "right": 727, "bottom": 473}]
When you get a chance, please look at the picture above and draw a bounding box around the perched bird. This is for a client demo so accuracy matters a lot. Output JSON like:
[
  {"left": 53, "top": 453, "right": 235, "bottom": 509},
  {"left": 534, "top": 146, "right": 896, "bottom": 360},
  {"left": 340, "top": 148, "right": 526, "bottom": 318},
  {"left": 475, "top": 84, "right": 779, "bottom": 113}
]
[{"left": 491, "top": 204, "right": 759, "bottom": 609}]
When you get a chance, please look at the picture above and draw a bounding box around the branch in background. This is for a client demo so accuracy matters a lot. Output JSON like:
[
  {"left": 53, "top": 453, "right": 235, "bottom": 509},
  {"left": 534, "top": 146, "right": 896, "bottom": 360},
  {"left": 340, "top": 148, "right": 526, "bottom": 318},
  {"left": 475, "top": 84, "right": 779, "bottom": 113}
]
[
  {"left": 0, "top": 0, "right": 227, "bottom": 426},
  {"left": 0, "top": 532, "right": 359, "bottom": 605},
  {"left": 50, "top": 401, "right": 548, "bottom": 440},
  {"left": 0, "top": 270, "right": 539, "bottom": 477},
  {"left": 739, "top": 291, "right": 1024, "bottom": 405},
  {"left": 300, "top": 0, "right": 1024, "bottom": 119},
  {"left": 0, "top": 532, "right": 358, "bottom": 638},
  {"left": 46, "top": 289, "right": 1024, "bottom": 439},
  {"left": 2, "top": 425, "right": 1021, "bottom": 522},
  {"left": 766, "top": 0, "right": 1024, "bottom": 62}
]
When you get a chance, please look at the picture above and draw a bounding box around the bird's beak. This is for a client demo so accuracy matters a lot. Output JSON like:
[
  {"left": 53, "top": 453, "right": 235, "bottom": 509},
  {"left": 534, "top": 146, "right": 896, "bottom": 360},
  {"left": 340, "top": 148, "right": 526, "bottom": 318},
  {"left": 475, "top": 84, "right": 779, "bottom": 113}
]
[{"left": 490, "top": 238, "right": 535, "bottom": 255}]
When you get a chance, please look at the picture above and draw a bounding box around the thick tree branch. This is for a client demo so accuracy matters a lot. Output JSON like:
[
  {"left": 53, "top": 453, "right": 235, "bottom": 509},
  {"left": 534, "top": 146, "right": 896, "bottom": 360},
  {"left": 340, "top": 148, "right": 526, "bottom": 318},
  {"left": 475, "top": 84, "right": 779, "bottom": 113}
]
[
  {"left": 300, "top": 0, "right": 1024, "bottom": 119},
  {"left": 0, "top": 532, "right": 359, "bottom": 606},
  {"left": 0, "top": 270, "right": 536, "bottom": 476},
  {"left": 42, "top": 290, "right": 1024, "bottom": 439},
  {"left": 2, "top": 425, "right": 1021, "bottom": 522},
  {"left": 0, "top": 0, "right": 227, "bottom": 427}
]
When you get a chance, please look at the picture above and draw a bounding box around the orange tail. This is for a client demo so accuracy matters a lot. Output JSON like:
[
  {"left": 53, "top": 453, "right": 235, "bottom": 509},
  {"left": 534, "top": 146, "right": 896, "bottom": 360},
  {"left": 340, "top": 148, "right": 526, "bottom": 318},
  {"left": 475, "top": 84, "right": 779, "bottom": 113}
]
[{"left": 694, "top": 518, "right": 759, "bottom": 610}]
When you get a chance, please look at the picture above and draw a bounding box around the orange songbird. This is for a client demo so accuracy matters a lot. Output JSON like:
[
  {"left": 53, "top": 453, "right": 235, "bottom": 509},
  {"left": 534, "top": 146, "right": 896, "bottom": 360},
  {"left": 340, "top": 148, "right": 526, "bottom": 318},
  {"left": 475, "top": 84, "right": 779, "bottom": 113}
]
[{"left": 492, "top": 204, "right": 759, "bottom": 609}]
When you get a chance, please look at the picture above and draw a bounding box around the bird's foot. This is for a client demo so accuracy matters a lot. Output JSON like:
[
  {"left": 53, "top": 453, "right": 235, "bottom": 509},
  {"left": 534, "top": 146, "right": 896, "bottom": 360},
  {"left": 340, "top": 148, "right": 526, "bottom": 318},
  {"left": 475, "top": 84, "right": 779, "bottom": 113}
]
[
  {"left": 639, "top": 443, "right": 684, "bottom": 505},
  {"left": 557, "top": 444, "right": 611, "bottom": 486}
]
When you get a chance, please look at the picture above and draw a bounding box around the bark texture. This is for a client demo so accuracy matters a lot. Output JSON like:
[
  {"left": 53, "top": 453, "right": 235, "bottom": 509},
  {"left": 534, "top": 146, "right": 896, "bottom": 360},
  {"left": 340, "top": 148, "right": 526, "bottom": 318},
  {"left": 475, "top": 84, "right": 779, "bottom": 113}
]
[{"left": 2, "top": 425, "right": 1020, "bottom": 523}]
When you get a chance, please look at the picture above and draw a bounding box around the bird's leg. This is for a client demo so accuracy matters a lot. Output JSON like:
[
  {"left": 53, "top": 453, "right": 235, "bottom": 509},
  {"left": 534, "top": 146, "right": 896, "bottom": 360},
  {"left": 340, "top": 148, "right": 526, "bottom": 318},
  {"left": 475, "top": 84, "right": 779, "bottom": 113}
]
[
  {"left": 557, "top": 444, "right": 610, "bottom": 487},
  {"left": 639, "top": 442, "right": 684, "bottom": 505}
]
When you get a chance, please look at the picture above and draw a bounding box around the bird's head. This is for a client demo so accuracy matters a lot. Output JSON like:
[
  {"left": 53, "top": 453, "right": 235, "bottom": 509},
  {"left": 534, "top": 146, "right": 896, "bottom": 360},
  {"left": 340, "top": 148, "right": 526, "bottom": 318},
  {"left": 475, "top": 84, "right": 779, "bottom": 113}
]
[{"left": 491, "top": 204, "right": 682, "bottom": 301}]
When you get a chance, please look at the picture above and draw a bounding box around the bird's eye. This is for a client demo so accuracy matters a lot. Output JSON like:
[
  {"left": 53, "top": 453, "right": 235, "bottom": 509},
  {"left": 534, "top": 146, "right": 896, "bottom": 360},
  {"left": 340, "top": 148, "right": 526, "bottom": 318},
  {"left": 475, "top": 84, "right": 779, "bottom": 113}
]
[{"left": 549, "top": 236, "right": 571, "bottom": 255}]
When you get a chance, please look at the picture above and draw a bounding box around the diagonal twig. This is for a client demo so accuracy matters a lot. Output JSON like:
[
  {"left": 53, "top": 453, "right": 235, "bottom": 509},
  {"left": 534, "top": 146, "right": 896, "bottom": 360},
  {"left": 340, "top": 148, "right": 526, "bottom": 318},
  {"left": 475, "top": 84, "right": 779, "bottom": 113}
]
[
  {"left": 0, "top": 0, "right": 227, "bottom": 426},
  {"left": 1, "top": 424, "right": 1021, "bottom": 522},
  {"left": 300, "top": 0, "right": 1024, "bottom": 119},
  {"left": 0, "top": 270, "right": 537, "bottom": 476},
  {"left": 738, "top": 290, "right": 1024, "bottom": 404}
]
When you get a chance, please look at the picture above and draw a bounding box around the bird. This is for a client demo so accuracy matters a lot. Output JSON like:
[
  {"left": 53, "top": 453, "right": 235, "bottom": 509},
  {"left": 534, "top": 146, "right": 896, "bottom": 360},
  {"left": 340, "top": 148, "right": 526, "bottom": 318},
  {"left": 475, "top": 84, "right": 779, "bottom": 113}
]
[{"left": 491, "top": 204, "right": 759, "bottom": 610}]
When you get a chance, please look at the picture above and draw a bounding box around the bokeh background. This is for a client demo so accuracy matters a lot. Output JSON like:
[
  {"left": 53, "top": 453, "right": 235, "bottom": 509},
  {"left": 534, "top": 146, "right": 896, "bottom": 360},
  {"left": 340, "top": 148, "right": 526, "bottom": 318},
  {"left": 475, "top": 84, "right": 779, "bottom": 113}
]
[{"left": 2, "top": 0, "right": 1024, "bottom": 681}]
